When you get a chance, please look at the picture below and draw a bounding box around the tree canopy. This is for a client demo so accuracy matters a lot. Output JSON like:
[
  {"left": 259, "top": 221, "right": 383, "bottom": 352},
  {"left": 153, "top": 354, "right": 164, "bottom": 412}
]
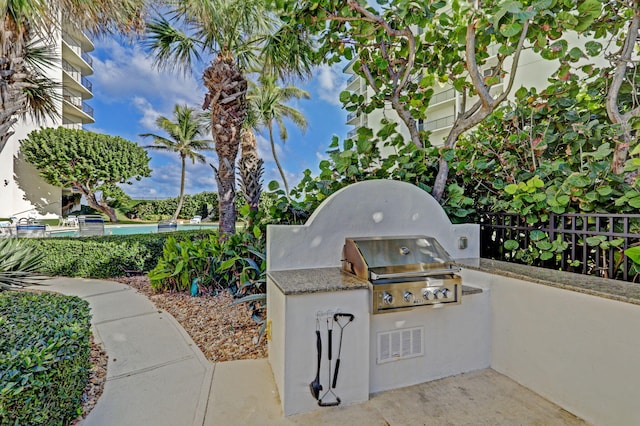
[
  {"left": 20, "top": 127, "right": 151, "bottom": 222},
  {"left": 275, "top": 0, "right": 638, "bottom": 201}
]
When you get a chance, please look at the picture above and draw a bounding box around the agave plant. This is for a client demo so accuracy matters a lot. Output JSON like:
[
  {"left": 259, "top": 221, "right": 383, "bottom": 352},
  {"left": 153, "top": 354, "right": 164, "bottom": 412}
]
[{"left": 0, "top": 239, "right": 47, "bottom": 291}]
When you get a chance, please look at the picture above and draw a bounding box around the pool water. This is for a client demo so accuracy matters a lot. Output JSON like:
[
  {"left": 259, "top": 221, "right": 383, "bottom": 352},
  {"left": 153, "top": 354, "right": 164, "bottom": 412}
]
[{"left": 49, "top": 223, "right": 217, "bottom": 237}]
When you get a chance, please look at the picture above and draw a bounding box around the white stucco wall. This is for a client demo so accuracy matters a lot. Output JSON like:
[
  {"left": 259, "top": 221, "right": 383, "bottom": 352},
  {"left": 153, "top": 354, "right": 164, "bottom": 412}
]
[
  {"left": 1, "top": 119, "right": 62, "bottom": 219},
  {"left": 369, "top": 290, "right": 491, "bottom": 394},
  {"left": 462, "top": 268, "right": 640, "bottom": 426},
  {"left": 267, "top": 279, "right": 370, "bottom": 416},
  {"left": 267, "top": 180, "right": 479, "bottom": 271}
]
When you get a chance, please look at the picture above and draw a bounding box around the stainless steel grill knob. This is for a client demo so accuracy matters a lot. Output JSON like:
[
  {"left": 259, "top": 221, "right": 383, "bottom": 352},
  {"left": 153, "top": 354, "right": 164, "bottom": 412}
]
[
  {"left": 403, "top": 291, "right": 414, "bottom": 303},
  {"left": 435, "top": 289, "right": 447, "bottom": 300},
  {"left": 440, "top": 288, "right": 451, "bottom": 299},
  {"left": 422, "top": 289, "right": 435, "bottom": 301},
  {"left": 382, "top": 292, "right": 394, "bottom": 305}
]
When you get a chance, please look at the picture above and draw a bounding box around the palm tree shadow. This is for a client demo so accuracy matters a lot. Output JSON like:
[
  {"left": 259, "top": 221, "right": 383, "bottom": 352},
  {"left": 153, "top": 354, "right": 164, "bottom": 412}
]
[{"left": 12, "top": 151, "right": 61, "bottom": 216}]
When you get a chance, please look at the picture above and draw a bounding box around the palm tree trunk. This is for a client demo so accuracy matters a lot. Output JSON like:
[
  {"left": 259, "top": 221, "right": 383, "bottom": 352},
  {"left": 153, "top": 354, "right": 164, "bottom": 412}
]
[
  {"left": 173, "top": 155, "right": 186, "bottom": 220},
  {"left": 269, "top": 123, "right": 290, "bottom": 199},
  {"left": 203, "top": 56, "right": 248, "bottom": 237}
]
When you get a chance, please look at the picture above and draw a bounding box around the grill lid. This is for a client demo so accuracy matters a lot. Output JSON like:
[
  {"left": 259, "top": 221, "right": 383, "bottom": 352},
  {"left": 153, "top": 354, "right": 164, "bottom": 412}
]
[{"left": 342, "top": 235, "right": 460, "bottom": 282}]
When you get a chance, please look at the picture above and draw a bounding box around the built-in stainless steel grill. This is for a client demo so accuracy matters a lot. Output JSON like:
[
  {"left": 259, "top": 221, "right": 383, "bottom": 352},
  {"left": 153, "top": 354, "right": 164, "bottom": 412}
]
[{"left": 342, "top": 235, "right": 462, "bottom": 314}]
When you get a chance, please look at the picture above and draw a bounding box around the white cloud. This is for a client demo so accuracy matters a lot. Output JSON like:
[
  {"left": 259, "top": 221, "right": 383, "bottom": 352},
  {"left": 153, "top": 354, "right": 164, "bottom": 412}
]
[
  {"left": 316, "top": 64, "right": 347, "bottom": 106},
  {"left": 91, "top": 38, "right": 202, "bottom": 111},
  {"left": 315, "top": 151, "right": 329, "bottom": 161},
  {"left": 132, "top": 97, "right": 161, "bottom": 130}
]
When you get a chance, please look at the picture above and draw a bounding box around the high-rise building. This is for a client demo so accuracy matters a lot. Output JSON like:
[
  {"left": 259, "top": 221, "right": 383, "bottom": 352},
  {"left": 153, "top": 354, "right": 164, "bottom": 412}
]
[{"left": 0, "top": 23, "right": 94, "bottom": 219}]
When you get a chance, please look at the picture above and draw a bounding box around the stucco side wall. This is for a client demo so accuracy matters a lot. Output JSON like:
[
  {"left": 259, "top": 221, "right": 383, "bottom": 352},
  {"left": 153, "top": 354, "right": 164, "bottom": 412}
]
[{"left": 464, "top": 268, "right": 640, "bottom": 426}]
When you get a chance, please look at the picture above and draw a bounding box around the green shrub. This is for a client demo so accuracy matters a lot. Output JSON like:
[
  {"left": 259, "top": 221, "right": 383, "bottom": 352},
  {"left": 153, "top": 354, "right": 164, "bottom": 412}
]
[
  {"left": 128, "top": 192, "right": 219, "bottom": 221},
  {"left": 0, "top": 292, "right": 91, "bottom": 425},
  {"left": 149, "top": 228, "right": 265, "bottom": 294},
  {"left": 22, "top": 230, "right": 215, "bottom": 278}
]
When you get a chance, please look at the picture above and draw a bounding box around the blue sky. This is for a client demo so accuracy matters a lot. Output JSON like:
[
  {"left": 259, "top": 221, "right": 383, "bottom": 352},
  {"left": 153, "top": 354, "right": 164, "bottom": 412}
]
[{"left": 85, "top": 37, "right": 349, "bottom": 199}]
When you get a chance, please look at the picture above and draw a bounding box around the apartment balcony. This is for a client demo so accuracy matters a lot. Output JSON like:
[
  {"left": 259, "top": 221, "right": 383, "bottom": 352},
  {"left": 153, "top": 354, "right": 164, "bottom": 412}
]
[
  {"left": 62, "top": 31, "right": 93, "bottom": 75},
  {"left": 63, "top": 90, "right": 95, "bottom": 124},
  {"left": 430, "top": 88, "right": 455, "bottom": 107},
  {"left": 62, "top": 60, "right": 92, "bottom": 97},
  {"left": 62, "top": 122, "right": 84, "bottom": 130},
  {"left": 346, "top": 111, "right": 361, "bottom": 125},
  {"left": 421, "top": 114, "right": 455, "bottom": 132}
]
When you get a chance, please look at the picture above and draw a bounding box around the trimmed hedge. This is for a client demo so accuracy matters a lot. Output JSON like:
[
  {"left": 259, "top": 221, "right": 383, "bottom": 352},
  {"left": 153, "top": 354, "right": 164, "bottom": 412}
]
[
  {"left": 21, "top": 230, "right": 216, "bottom": 278},
  {"left": 0, "top": 292, "right": 92, "bottom": 425}
]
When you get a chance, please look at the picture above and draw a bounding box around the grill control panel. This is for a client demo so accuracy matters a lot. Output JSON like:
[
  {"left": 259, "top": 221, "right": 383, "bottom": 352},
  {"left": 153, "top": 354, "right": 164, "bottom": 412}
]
[{"left": 371, "top": 275, "right": 461, "bottom": 314}]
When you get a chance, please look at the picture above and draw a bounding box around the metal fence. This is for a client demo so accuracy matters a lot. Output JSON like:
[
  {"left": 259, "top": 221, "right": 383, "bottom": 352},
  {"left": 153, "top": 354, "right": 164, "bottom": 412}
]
[{"left": 480, "top": 212, "right": 640, "bottom": 282}]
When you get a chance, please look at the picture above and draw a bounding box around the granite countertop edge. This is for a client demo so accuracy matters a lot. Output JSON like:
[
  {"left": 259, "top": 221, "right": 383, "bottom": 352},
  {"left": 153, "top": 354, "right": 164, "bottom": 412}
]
[
  {"left": 267, "top": 267, "right": 483, "bottom": 296},
  {"left": 456, "top": 258, "right": 640, "bottom": 307}
]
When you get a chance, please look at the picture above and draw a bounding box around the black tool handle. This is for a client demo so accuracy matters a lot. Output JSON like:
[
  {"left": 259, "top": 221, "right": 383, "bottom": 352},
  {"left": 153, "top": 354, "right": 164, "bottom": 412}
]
[
  {"left": 316, "top": 330, "right": 322, "bottom": 366},
  {"left": 318, "top": 398, "right": 341, "bottom": 407},
  {"left": 328, "top": 329, "right": 332, "bottom": 360},
  {"left": 332, "top": 359, "right": 340, "bottom": 388},
  {"left": 333, "top": 313, "right": 355, "bottom": 322}
]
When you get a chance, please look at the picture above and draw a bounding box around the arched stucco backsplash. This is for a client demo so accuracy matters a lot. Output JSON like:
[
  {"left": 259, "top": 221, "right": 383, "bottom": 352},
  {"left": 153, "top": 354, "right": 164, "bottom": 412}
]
[{"left": 267, "top": 180, "right": 479, "bottom": 271}]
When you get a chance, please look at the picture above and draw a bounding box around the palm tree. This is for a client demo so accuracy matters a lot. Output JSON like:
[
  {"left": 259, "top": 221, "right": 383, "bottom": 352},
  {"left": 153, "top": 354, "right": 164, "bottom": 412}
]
[
  {"left": 1, "top": 0, "right": 147, "bottom": 153},
  {"left": 248, "top": 75, "right": 309, "bottom": 199},
  {"left": 145, "top": 0, "right": 314, "bottom": 236},
  {"left": 140, "top": 105, "right": 213, "bottom": 220}
]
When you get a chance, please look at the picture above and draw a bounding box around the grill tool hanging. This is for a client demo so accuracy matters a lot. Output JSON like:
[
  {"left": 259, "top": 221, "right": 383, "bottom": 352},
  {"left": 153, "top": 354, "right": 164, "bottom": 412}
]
[
  {"left": 332, "top": 313, "right": 354, "bottom": 388},
  {"left": 309, "top": 318, "right": 322, "bottom": 400},
  {"left": 318, "top": 317, "right": 340, "bottom": 406}
]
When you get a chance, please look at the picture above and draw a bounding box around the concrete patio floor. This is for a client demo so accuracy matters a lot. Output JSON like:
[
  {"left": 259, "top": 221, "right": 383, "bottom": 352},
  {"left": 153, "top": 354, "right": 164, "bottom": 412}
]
[
  {"left": 208, "top": 360, "right": 589, "bottom": 426},
  {"left": 43, "top": 277, "right": 588, "bottom": 425}
]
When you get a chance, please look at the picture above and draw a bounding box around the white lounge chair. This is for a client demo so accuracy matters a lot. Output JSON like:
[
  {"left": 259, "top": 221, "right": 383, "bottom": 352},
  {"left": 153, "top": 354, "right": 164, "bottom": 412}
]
[
  {"left": 62, "top": 215, "right": 78, "bottom": 227},
  {"left": 0, "top": 221, "right": 12, "bottom": 238},
  {"left": 78, "top": 215, "right": 105, "bottom": 236},
  {"left": 158, "top": 220, "right": 178, "bottom": 233},
  {"left": 16, "top": 223, "right": 46, "bottom": 238},
  {"left": 190, "top": 215, "right": 201, "bottom": 224}
]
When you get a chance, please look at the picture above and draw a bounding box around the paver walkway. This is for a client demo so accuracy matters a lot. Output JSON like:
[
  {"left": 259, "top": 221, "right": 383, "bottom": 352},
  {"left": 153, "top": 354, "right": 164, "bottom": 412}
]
[{"left": 43, "top": 277, "right": 589, "bottom": 426}]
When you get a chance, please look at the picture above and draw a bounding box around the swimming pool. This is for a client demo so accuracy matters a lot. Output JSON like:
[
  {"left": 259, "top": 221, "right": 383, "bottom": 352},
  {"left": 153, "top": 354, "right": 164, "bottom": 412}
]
[{"left": 49, "top": 223, "right": 218, "bottom": 237}]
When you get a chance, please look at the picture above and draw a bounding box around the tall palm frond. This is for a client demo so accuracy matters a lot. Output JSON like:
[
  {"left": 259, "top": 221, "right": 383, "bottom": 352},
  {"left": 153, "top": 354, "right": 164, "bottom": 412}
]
[
  {"left": 140, "top": 104, "right": 213, "bottom": 220},
  {"left": 248, "top": 74, "right": 309, "bottom": 199},
  {"left": 145, "top": 17, "right": 202, "bottom": 75},
  {"left": 144, "top": 0, "right": 316, "bottom": 236}
]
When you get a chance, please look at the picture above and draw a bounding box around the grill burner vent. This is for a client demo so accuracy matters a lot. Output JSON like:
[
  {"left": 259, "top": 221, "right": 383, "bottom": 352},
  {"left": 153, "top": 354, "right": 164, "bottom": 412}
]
[{"left": 342, "top": 235, "right": 462, "bottom": 313}]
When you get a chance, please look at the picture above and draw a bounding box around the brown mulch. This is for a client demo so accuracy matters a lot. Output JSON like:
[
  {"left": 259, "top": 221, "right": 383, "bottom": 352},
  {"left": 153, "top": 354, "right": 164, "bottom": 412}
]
[
  {"left": 73, "top": 275, "right": 266, "bottom": 422},
  {"left": 70, "top": 336, "right": 107, "bottom": 425}
]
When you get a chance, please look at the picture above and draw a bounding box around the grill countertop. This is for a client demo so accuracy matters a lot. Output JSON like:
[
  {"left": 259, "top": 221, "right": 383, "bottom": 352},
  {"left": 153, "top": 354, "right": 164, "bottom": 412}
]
[
  {"left": 267, "top": 268, "right": 369, "bottom": 295},
  {"left": 268, "top": 267, "right": 483, "bottom": 296}
]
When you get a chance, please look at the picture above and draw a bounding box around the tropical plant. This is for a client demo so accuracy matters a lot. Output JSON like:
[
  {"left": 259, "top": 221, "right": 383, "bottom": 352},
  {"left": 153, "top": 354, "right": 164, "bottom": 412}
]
[
  {"left": 144, "top": 0, "right": 314, "bottom": 236},
  {"left": 148, "top": 228, "right": 265, "bottom": 294},
  {"left": 248, "top": 74, "right": 309, "bottom": 199},
  {"left": 20, "top": 127, "right": 151, "bottom": 222},
  {"left": 0, "top": 238, "right": 46, "bottom": 291},
  {"left": 141, "top": 104, "right": 213, "bottom": 220},
  {"left": 0, "top": 0, "right": 147, "bottom": 154}
]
